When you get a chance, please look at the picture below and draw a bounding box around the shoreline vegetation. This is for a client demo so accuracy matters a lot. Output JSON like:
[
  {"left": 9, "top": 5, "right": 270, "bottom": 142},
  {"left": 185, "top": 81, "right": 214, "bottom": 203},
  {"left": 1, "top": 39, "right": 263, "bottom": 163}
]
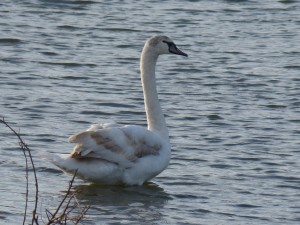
[{"left": 0, "top": 118, "right": 89, "bottom": 225}]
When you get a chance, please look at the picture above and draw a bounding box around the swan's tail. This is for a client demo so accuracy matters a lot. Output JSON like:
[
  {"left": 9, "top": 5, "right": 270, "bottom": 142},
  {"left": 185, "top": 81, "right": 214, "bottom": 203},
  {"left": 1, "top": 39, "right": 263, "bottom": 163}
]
[
  {"left": 39, "top": 151, "right": 77, "bottom": 173},
  {"left": 39, "top": 151, "right": 122, "bottom": 183},
  {"left": 39, "top": 151, "right": 64, "bottom": 165}
]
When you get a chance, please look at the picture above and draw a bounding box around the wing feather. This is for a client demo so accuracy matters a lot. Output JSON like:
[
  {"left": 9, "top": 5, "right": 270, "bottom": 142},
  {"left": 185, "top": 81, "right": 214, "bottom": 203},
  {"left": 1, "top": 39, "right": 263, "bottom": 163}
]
[{"left": 69, "top": 124, "right": 163, "bottom": 168}]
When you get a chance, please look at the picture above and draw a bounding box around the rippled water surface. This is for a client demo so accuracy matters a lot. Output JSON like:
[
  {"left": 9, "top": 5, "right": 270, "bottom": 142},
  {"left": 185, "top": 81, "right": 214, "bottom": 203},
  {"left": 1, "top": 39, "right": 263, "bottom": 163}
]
[{"left": 1, "top": 0, "right": 300, "bottom": 224}]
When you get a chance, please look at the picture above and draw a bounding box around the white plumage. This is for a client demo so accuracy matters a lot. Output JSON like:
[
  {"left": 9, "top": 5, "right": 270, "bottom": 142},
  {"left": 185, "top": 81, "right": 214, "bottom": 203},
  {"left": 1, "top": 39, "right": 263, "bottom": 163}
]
[{"left": 48, "top": 35, "right": 187, "bottom": 185}]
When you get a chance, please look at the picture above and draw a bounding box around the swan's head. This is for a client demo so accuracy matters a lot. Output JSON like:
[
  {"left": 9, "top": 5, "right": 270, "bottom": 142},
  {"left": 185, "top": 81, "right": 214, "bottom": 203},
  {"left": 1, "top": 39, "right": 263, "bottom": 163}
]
[{"left": 145, "top": 35, "right": 188, "bottom": 57}]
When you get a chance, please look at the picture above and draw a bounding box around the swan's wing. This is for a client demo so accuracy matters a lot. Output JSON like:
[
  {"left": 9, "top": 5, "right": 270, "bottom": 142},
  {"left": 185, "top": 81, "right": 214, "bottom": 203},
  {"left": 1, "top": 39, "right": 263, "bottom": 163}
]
[{"left": 68, "top": 125, "right": 163, "bottom": 168}]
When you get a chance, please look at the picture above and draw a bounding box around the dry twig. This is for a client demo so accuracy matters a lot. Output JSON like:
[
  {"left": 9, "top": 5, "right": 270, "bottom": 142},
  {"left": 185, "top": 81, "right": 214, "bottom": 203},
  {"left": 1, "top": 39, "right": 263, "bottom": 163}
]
[
  {"left": 1, "top": 118, "right": 89, "bottom": 224},
  {"left": 0, "top": 117, "right": 39, "bottom": 224},
  {"left": 46, "top": 170, "right": 89, "bottom": 225}
]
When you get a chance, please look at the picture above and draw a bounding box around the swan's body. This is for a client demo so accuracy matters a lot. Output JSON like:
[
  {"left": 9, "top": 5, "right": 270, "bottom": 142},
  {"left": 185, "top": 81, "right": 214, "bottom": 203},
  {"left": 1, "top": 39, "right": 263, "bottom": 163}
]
[{"left": 49, "top": 35, "right": 187, "bottom": 185}]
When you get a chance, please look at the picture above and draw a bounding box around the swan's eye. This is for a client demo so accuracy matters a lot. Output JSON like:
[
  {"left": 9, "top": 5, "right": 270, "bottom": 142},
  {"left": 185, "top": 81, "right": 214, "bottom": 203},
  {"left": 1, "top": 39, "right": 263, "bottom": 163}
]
[
  {"left": 163, "top": 40, "right": 177, "bottom": 51},
  {"left": 163, "top": 40, "right": 177, "bottom": 52},
  {"left": 162, "top": 40, "right": 173, "bottom": 48}
]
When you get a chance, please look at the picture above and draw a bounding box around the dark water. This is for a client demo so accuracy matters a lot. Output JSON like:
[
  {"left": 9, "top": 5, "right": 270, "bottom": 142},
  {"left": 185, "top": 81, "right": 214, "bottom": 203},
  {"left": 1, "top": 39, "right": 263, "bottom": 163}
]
[{"left": 1, "top": 0, "right": 300, "bottom": 224}]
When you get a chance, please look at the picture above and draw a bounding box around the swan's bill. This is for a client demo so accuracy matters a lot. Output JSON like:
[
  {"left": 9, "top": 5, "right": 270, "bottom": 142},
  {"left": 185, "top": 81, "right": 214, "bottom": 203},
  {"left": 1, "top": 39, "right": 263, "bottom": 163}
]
[
  {"left": 163, "top": 40, "right": 188, "bottom": 57},
  {"left": 169, "top": 43, "right": 188, "bottom": 57}
]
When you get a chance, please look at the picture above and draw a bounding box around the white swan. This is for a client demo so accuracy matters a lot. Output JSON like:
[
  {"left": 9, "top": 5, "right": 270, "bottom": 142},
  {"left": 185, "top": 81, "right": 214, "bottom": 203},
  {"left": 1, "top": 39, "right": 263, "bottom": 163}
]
[{"left": 49, "top": 35, "right": 188, "bottom": 185}]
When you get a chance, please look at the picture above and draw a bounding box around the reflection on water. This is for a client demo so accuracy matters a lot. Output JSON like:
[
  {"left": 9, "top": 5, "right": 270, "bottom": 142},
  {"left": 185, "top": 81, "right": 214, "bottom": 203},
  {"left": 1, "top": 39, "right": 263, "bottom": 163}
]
[{"left": 74, "top": 182, "right": 171, "bottom": 224}]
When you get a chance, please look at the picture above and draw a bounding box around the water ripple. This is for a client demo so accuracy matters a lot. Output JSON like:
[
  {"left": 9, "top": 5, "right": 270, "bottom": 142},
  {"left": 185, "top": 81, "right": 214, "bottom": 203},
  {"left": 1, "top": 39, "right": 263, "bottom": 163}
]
[{"left": 1, "top": 0, "right": 300, "bottom": 224}]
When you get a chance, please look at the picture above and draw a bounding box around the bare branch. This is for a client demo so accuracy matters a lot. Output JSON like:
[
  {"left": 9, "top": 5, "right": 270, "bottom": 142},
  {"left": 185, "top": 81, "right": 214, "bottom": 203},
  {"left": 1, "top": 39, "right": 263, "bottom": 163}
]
[
  {"left": 45, "top": 170, "right": 89, "bottom": 224},
  {"left": 46, "top": 170, "right": 78, "bottom": 223},
  {"left": 0, "top": 118, "right": 39, "bottom": 224},
  {"left": 1, "top": 118, "right": 89, "bottom": 224}
]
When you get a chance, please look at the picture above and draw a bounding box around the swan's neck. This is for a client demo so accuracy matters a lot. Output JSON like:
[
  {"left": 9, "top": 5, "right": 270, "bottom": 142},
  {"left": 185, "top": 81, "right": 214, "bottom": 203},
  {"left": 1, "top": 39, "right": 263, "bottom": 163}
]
[{"left": 140, "top": 50, "right": 169, "bottom": 139}]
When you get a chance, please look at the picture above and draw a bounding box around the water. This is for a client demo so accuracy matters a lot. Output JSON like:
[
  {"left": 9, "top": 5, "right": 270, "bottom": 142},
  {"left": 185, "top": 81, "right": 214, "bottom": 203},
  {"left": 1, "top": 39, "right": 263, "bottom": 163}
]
[{"left": 1, "top": 0, "right": 300, "bottom": 224}]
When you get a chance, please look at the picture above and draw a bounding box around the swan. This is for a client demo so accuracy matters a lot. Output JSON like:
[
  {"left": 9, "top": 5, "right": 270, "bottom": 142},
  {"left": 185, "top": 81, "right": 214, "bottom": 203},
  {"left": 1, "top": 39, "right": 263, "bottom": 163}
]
[{"left": 48, "top": 35, "right": 188, "bottom": 185}]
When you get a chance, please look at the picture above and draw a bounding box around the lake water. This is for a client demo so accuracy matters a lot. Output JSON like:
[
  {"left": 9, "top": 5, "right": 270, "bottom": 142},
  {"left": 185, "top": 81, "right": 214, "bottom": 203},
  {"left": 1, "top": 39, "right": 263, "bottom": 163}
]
[{"left": 1, "top": 0, "right": 300, "bottom": 224}]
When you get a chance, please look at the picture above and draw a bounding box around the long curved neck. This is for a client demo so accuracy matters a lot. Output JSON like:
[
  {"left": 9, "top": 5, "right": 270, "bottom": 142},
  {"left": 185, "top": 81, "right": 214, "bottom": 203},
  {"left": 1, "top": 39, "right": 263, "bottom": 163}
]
[{"left": 140, "top": 49, "right": 169, "bottom": 139}]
